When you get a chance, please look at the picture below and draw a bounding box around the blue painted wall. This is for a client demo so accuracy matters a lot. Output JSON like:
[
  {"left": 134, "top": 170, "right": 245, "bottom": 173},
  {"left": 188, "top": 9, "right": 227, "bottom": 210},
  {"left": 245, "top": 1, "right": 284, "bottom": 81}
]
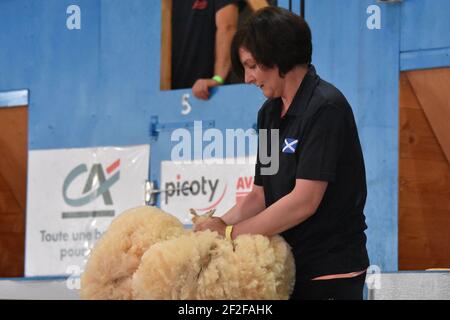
[
  {"left": 0, "top": 0, "right": 160, "bottom": 149},
  {"left": 400, "top": 0, "right": 450, "bottom": 70},
  {"left": 401, "top": 0, "right": 450, "bottom": 52},
  {"left": 306, "top": 0, "right": 400, "bottom": 273},
  {"left": 1, "top": 0, "right": 450, "bottom": 275}
]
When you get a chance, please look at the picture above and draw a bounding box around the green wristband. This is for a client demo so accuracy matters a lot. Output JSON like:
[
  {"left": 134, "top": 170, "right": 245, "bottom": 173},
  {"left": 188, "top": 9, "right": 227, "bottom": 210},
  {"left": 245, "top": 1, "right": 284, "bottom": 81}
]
[{"left": 212, "top": 75, "right": 224, "bottom": 85}]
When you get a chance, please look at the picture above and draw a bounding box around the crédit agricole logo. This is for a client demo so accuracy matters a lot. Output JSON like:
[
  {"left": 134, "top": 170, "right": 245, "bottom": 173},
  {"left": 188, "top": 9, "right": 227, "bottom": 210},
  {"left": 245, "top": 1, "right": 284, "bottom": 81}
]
[{"left": 62, "top": 159, "right": 120, "bottom": 219}]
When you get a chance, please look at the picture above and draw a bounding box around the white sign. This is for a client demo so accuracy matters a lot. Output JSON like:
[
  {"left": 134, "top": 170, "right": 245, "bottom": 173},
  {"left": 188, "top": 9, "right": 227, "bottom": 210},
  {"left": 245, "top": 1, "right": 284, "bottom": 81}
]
[
  {"left": 25, "top": 145, "right": 150, "bottom": 276},
  {"left": 160, "top": 157, "right": 256, "bottom": 224}
]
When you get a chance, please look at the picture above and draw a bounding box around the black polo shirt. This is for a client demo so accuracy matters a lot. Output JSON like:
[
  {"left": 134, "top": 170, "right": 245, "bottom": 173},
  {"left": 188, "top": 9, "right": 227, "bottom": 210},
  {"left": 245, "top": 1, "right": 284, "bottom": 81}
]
[{"left": 254, "top": 65, "right": 370, "bottom": 283}]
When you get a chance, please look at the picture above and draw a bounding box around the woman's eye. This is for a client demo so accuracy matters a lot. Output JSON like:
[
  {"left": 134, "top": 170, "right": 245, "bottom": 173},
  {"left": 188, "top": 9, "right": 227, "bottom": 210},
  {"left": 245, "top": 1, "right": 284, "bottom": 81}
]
[{"left": 249, "top": 65, "right": 256, "bottom": 69}]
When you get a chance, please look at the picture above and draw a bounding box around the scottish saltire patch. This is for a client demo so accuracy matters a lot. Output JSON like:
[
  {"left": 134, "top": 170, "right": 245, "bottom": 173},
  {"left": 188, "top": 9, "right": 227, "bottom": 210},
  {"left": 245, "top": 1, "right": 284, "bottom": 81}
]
[{"left": 282, "top": 138, "right": 299, "bottom": 154}]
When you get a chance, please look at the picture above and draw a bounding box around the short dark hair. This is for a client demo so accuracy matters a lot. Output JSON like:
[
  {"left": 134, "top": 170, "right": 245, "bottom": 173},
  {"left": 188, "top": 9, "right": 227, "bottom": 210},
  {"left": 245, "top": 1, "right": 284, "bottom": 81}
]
[{"left": 231, "top": 6, "right": 312, "bottom": 79}]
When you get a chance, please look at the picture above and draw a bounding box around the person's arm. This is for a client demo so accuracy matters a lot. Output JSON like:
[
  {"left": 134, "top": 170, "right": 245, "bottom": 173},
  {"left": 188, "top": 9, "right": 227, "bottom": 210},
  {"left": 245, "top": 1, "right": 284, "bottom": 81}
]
[
  {"left": 213, "top": 3, "right": 239, "bottom": 82},
  {"left": 231, "top": 179, "right": 328, "bottom": 238},
  {"left": 194, "top": 184, "right": 265, "bottom": 231},
  {"left": 192, "top": 3, "right": 239, "bottom": 100},
  {"left": 195, "top": 179, "right": 328, "bottom": 237},
  {"left": 220, "top": 184, "right": 265, "bottom": 225}
]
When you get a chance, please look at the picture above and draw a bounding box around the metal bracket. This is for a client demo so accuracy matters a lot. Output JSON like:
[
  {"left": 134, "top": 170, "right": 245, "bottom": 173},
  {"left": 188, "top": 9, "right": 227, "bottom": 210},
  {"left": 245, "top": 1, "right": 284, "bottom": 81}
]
[
  {"left": 149, "top": 116, "right": 215, "bottom": 141},
  {"left": 145, "top": 180, "right": 157, "bottom": 206}
]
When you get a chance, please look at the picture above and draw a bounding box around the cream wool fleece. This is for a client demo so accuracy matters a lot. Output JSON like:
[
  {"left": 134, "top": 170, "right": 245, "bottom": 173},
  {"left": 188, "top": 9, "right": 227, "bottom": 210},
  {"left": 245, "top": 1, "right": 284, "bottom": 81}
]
[{"left": 81, "top": 206, "right": 295, "bottom": 300}]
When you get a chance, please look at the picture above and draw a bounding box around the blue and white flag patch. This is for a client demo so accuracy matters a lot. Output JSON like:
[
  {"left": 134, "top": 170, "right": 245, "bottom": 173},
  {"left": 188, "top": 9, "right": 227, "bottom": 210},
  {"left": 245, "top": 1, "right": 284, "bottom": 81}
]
[{"left": 282, "top": 138, "right": 299, "bottom": 154}]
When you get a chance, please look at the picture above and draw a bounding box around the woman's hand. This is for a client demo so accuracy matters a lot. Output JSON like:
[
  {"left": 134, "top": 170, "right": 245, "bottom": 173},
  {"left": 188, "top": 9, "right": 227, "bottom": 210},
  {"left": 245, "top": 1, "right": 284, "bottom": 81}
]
[{"left": 194, "top": 217, "right": 227, "bottom": 237}]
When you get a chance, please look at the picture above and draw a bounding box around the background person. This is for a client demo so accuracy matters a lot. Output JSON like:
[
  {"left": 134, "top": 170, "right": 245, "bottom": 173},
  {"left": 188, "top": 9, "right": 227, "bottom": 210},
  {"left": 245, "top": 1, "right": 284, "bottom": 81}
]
[{"left": 171, "top": 0, "right": 240, "bottom": 100}]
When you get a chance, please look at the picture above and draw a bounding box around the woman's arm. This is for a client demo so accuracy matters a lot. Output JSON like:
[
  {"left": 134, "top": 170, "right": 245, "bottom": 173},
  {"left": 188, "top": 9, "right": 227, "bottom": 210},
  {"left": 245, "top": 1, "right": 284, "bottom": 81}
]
[
  {"left": 195, "top": 179, "right": 328, "bottom": 238},
  {"left": 194, "top": 184, "right": 265, "bottom": 232},
  {"left": 231, "top": 179, "right": 328, "bottom": 238},
  {"left": 220, "top": 184, "right": 266, "bottom": 225}
]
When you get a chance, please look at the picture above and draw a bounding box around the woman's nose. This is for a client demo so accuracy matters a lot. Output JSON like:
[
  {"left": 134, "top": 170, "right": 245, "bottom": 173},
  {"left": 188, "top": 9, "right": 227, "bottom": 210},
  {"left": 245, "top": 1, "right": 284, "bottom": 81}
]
[
  {"left": 245, "top": 71, "right": 255, "bottom": 84},
  {"left": 244, "top": 70, "right": 255, "bottom": 83}
]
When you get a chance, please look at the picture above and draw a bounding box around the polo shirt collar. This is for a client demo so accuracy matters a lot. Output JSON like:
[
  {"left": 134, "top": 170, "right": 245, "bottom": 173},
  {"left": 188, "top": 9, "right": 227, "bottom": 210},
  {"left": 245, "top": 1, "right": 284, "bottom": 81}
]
[{"left": 285, "top": 64, "right": 320, "bottom": 118}]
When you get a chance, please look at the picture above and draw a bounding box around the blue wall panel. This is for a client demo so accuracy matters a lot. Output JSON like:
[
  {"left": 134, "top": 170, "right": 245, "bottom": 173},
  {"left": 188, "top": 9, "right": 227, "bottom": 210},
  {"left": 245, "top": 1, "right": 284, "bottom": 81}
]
[
  {"left": 400, "top": 47, "right": 450, "bottom": 71},
  {"left": 401, "top": 0, "right": 450, "bottom": 52},
  {"left": 0, "top": 0, "right": 162, "bottom": 150},
  {"left": 400, "top": 0, "right": 450, "bottom": 70},
  {"left": 306, "top": 0, "right": 400, "bottom": 272},
  {"left": 95, "top": 0, "right": 161, "bottom": 147},
  {"left": 0, "top": 0, "right": 102, "bottom": 149}
]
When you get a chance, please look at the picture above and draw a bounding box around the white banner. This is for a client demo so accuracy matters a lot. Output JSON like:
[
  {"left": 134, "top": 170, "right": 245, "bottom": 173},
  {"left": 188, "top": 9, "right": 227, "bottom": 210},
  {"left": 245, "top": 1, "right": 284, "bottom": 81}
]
[
  {"left": 25, "top": 144, "right": 150, "bottom": 276},
  {"left": 160, "top": 157, "right": 256, "bottom": 224}
]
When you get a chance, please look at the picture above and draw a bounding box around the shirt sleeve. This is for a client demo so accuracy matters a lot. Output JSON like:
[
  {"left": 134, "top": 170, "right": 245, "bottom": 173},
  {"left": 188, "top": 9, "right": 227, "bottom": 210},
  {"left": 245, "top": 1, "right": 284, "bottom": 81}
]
[
  {"left": 254, "top": 108, "right": 263, "bottom": 186},
  {"left": 296, "top": 104, "right": 347, "bottom": 183}
]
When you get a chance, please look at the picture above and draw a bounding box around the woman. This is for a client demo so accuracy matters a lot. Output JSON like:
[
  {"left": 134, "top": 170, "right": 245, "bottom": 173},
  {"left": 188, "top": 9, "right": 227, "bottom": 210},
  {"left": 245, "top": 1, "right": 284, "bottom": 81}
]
[{"left": 195, "top": 6, "right": 369, "bottom": 300}]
